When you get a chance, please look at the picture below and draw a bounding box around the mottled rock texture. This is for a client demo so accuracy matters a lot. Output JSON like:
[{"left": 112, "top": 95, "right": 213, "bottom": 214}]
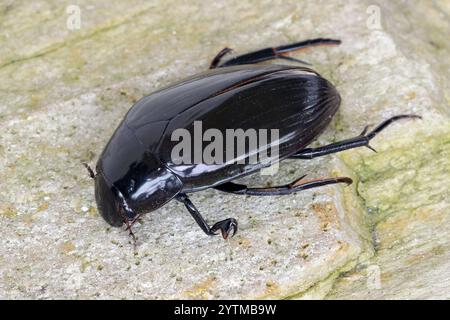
[{"left": 0, "top": 0, "right": 449, "bottom": 299}]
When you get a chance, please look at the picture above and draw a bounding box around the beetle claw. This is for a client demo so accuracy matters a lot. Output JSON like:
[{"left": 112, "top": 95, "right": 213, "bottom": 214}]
[{"left": 211, "top": 218, "right": 238, "bottom": 239}]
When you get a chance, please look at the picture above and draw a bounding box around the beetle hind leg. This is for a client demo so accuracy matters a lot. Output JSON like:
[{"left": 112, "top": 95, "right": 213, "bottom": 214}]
[
  {"left": 210, "top": 38, "right": 341, "bottom": 69},
  {"left": 176, "top": 193, "right": 238, "bottom": 239},
  {"left": 214, "top": 175, "right": 352, "bottom": 196},
  {"left": 290, "top": 114, "right": 421, "bottom": 159}
]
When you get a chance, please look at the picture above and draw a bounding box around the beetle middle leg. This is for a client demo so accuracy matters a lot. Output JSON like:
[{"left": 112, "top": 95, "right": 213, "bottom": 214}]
[
  {"left": 290, "top": 115, "right": 421, "bottom": 159},
  {"left": 214, "top": 175, "right": 352, "bottom": 196},
  {"left": 209, "top": 38, "right": 341, "bottom": 69},
  {"left": 176, "top": 193, "right": 238, "bottom": 239}
]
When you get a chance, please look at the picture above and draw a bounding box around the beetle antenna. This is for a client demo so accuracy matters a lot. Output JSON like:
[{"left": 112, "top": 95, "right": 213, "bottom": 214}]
[{"left": 82, "top": 162, "right": 97, "bottom": 179}]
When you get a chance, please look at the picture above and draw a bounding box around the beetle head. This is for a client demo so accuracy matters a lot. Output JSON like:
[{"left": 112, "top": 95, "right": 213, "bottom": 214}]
[
  {"left": 94, "top": 153, "right": 183, "bottom": 227},
  {"left": 94, "top": 172, "right": 132, "bottom": 227}
]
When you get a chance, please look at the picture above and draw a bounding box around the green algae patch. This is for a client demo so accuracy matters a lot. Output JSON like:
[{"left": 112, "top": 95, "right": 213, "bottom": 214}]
[
  {"left": 339, "top": 121, "right": 450, "bottom": 227},
  {"left": 286, "top": 256, "right": 362, "bottom": 299},
  {"left": 0, "top": 203, "right": 17, "bottom": 218},
  {"left": 1, "top": 0, "right": 450, "bottom": 300},
  {"left": 326, "top": 121, "right": 450, "bottom": 299},
  {"left": 58, "top": 241, "right": 76, "bottom": 255}
]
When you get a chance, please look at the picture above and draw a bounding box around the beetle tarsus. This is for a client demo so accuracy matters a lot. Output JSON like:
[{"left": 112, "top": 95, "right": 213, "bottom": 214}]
[
  {"left": 290, "top": 114, "right": 421, "bottom": 159},
  {"left": 211, "top": 218, "right": 238, "bottom": 239},
  {"left": 366, "top": 114, "right": 422, "bottom": 140},
  {"left": 274, "top": 38, "right": 342, "bottom": 53}
]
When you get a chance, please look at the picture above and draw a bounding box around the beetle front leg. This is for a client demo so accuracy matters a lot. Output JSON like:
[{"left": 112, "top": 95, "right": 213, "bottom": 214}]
[
  {"left": 176, "top": 193, "right": 238, "bottom": 239},
  {"left": 290, "top": 114, "right": 421, "bottom": 159}
]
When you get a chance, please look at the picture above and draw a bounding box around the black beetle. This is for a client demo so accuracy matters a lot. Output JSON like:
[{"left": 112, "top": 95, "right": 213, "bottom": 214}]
[{"left": 84, "top": 38, "right": 419, "bottom": 240}]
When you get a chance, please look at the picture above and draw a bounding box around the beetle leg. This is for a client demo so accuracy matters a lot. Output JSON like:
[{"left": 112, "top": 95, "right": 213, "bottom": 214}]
[
  {"left": 213, "top": 38, "right": 341, "bottom": 68},
  {"left": 214, "top": 176, "right": 352, "bottom": 196},
  {"left": 209, "top": 47, "right": 233, "bottom": 69},
  {"left": 176, "top": 193, "right": 238, "bottom": 239},
  {"left": 290, "top": 114, "right": 422, "bottom": 159}
]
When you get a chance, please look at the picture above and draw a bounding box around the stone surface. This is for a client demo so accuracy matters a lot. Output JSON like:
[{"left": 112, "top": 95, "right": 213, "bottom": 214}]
[{"left": 0, "top": 0, "right": 449, "bottom": 299}]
